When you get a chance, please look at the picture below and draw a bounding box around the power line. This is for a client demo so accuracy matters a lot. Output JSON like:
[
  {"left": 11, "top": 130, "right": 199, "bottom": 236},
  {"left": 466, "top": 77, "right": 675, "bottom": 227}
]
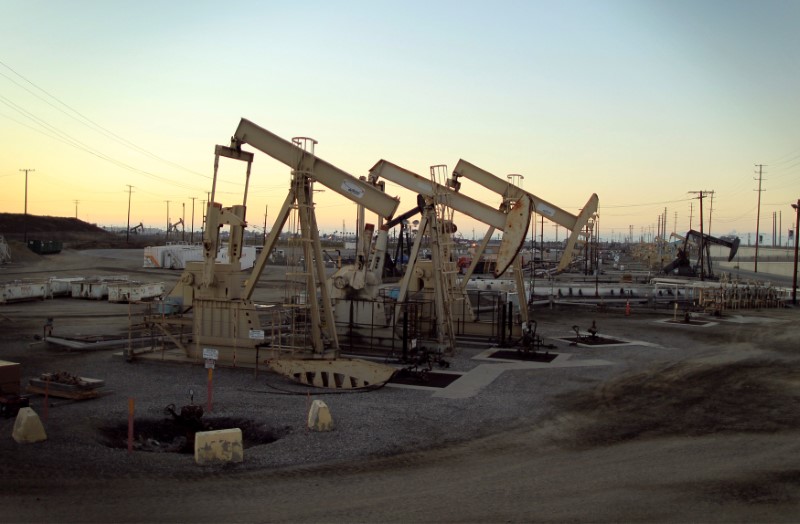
[
  {"left": 0, "top": 99, "right": 204, "bottom": 191},
  {"left": 0, "top": 64, "right": 258, "bottom": 200},
  {"left": 769, "top": 147, "right": 800, "bottom": 165},
  {"left": 600, "top": 196, "right": 693, "bottom": 209},
  {"left": 0, "top": 60, "right": 211, "bottom": 180}
]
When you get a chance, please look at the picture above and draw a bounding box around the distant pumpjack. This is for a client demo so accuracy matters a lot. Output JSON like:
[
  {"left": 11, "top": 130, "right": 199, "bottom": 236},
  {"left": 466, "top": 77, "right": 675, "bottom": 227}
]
[{"left": 662, "top": 229, "right": 740, "bottom": 279}]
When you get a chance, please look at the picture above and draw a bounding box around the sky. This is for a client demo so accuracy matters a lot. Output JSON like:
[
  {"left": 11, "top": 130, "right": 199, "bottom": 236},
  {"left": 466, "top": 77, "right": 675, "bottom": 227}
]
[{"left": 1, "top": 0, "right": 799, "bottom": 244}]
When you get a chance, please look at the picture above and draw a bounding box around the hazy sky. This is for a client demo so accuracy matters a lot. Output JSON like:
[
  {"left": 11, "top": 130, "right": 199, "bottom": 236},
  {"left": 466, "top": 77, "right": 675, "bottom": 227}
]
[{"left": 2, "top": 0, "right": 799, "bottom": 242}]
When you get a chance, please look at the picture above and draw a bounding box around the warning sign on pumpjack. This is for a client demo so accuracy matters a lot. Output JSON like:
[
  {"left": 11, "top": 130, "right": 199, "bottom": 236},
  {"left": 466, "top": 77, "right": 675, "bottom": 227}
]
[
  {"left": 249, "top": 329, "right": 265, "bottom": 340},
  {"left": 341, "top": 181, "right": 364, "bottom": 198}
]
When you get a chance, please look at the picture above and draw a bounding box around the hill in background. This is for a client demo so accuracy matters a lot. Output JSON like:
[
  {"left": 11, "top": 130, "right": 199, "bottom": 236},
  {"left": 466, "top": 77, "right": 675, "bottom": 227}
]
[{"left": 0, "top": 213, "right": 152, "bottom": 248}]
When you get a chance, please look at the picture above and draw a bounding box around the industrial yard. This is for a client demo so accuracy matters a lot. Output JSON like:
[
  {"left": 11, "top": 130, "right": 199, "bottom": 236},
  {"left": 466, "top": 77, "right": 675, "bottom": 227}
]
[
  {"left": 4, "top": 1, "right": 800, "bottom": 521},
  {"left": 1, "top": 242, "right": 799, "bottom": 522}
]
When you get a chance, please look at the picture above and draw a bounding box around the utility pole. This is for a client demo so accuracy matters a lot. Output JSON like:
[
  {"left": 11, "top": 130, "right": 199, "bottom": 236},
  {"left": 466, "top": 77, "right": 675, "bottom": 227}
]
[
  {"left": 791, "top": 200, "right": 799, "bottom": 305},
  {"left": 73, "top": 200, "right": 79, "bottom": 219},
  {"left": 772, "top": 212, "right": 777, "bottom": 247},
  {"left": 268, "top": 205, "right": 269, "bottom": 246},
  {"left": 201, "top": 200, "right": 206, "bottom": 239},
  {"left": 165, "top": 200, "right": 171, "bottom": 242},
  {"left": 754, "top": 164, "right": 766, "bottom": 272},
  {"left": 584, "top": 220, "right": 590, "bottom": 275},
  {"left": 189, "top": 197, "right": 197, "bottom": 243},
  {"left": 539, "top": 215, "right": 558, "bottom": 250},
  {"left": 529, "top": 212, "right": 536, "bottom": 292},
  {"left": 125, "top": 185, "right": 133, "bottom": 243},
  {"left": 699, "top": 192, "right": 705, "bottom": 280},
  {"left": 182, "top": 202, "right": 186, "bottom": 242},
  {"left": 689, "top": 191, "right": 707, "bottom": 280},
  {"left": 19, "top": 168, "right": 34, "bottom": 243},
  {"left": 707, "top": 190, "right": 715, "bottom": 238},
  {"left": 689, "top": 201, "right": 693, "bottom": 231},
  {"left": 656, "top": 213, "right": 661, "bottom": 242}
]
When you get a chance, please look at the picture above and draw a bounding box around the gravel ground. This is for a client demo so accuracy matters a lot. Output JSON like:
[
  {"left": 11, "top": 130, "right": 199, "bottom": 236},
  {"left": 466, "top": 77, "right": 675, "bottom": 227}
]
[
  {"left": 0, "top": 307, "right": 610, "bottom": 476},
  {"left": 0, "top": 292, "right": 793, "bottom": 475},
  {"left": 0, "top": 248, "right": 560, "bottom": 475}
]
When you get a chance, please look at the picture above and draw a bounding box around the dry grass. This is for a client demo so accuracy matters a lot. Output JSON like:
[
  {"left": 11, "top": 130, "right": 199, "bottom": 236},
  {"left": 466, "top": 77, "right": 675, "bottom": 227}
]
[{"left": 553, "top": 358, "right": 800, "bottom": 448}]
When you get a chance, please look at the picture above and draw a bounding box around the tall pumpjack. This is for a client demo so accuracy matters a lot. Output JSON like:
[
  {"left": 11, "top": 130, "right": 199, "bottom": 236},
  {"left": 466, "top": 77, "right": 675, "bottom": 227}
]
[
  {"left": 368, "top": 160, "right": 532, "bottom": 355},
  {"left": 451, "top": 159, "right": 599, "bottom": 275},
  {"left": 163, "top": 119, "right": 400, "bottom": 388}
]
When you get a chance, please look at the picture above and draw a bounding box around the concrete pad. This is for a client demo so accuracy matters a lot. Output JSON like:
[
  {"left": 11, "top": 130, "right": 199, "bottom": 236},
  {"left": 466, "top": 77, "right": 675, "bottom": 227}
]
[
  {"left": 433, "top": 363, "right": 514, "bottom": 399},
  {"left": 472, "top": 348, "right": 572, "bottom": 363},
  {"left": 12, "top": 407, "right": 47, "bottom": 443},
  {"left": 716, "top": 315, "right": 783, "bottom": 324},
  {"left": 654, "top": 318, "right": 718, "bottom": 328},
  {"left": 194, "top": 428, "right": 243, "bottom": 465},
  {"left": 307, "top": 399, "right": 334, "bottom": 431},
  {"left": 434, "top": 356, "right": 614, "bottom": 399}
]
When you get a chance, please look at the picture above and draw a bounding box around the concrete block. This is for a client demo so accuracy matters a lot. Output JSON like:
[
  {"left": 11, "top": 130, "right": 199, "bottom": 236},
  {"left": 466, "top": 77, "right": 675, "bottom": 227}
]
[
  {"left": 12, "top": 407, "right": 47, "bottom": 443},
  {"left": 194, "top": 428, "right": 243, "bottom": 465},
  {"left": 1, "top": 381, "right": 19, "bottom": 395},
  {"left": 0, "top": 360, "right": 20, "bottom": 394},
  {"left": 307, "top": 399, "right": 334, "bottom": 431}
]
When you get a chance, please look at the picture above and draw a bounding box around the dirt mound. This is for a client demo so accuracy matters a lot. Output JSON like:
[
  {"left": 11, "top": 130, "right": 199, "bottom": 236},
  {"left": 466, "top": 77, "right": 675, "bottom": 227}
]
[
  {"left": 0, "top": 213, "right": 111, "bottom": 241},
  {"left": 552, "top": 358, "right": 800, "bottom": 448},
  {"left": 4, "top": 239, "right": 42, "bottom": 264},
  {"left": 0, "top": 213, "right": 155, "bottom": 248}
]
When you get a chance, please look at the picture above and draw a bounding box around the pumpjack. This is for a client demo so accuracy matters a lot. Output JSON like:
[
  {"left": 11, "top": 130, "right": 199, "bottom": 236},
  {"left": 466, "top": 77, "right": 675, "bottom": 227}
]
[
  {"left": 152, "top": 119, "right": 401, "bottom": 388},
  {"left": 662, "top": 229, "right": 740, "bottom": 279},
  {"left": 366, "top": 160, "right": 532, "bottom": 355},
  {"left": 451, "top": 159, "right": 598, "bottom": 275},
  {"left": 326, "top": 159, "right": 599, "bottom": 356}
]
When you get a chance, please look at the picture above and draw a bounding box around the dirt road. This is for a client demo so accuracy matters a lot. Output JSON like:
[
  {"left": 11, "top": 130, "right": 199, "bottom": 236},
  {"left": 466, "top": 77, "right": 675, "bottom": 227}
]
[{"left": 3, "top": 417, "right": 798, "bottom": 522}]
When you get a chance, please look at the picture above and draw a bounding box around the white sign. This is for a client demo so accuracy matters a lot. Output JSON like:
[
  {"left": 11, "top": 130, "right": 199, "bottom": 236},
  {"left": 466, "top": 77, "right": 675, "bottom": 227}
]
[
  {"left": 204, "top": 358, "right": 216, "bottom": 369},
  {"left": 249, "top": 329, "right": 265, "bottom": 340},
  {"left": 341, "top": 180, "right": 365, "bottom": 198},
  {"left": 202, "top": 348, "right": 219, "bottom": 360},
  {"left": 538, "top": 204, "right": 556, "bottom": 218}
]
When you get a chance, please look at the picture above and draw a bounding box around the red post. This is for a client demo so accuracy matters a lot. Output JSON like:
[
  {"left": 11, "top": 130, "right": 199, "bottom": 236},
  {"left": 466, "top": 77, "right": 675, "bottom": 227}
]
[
  {"left": 43, "top": 376, "right": 50, "bottom": 421},
  {"left": 207, "top": 368, "right": 213, "bottom": 412},
  {"left": 127, "top": 398, "right": 135, "bottom": 454}
]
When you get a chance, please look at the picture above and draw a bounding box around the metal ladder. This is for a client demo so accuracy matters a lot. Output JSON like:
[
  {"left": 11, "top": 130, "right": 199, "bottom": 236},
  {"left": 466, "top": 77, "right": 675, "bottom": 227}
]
[
  {"left": 428, "top": 165, "right": 458, "bottom": 354},
  {"left": 279, "top": 137, "right": 339, "bottom": 355}
]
